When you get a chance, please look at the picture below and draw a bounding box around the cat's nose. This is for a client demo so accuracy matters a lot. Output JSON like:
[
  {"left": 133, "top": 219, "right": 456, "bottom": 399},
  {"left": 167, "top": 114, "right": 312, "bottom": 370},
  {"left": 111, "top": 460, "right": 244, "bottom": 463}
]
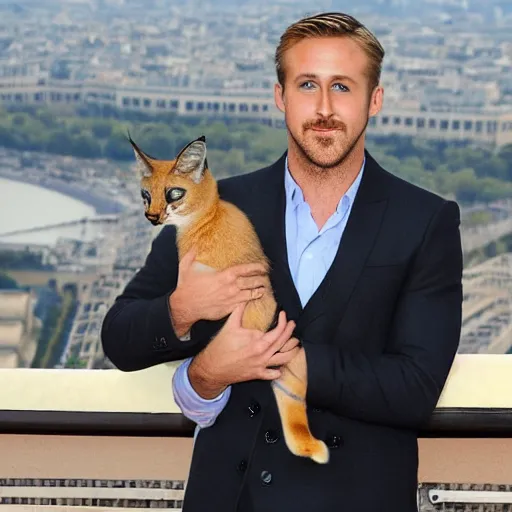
[{"left": 145, "top": 213, "right": 159, "bottom": 225}]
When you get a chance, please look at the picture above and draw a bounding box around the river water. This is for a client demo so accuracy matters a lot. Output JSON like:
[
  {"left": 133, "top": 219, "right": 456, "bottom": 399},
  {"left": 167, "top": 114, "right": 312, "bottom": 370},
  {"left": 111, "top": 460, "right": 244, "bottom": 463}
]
[{"left": 0, "top": 177, "right": 99, "bottom": 246}]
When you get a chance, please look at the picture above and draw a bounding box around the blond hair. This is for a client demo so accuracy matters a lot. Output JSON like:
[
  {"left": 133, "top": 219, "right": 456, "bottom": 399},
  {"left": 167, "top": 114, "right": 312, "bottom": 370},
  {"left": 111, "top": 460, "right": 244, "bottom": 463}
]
[{"left": 275, "top": 12, "right": 385, "bottom": 91}]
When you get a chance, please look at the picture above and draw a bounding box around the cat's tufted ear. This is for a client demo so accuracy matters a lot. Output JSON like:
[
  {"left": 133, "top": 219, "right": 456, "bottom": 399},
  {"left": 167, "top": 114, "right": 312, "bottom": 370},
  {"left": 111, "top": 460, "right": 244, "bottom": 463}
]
[
  {"left": 127, "top": 132, "right": 154, "bottom": 178},
  {"left": 174, "top": 135, "right": 207, "bottom": 183}
]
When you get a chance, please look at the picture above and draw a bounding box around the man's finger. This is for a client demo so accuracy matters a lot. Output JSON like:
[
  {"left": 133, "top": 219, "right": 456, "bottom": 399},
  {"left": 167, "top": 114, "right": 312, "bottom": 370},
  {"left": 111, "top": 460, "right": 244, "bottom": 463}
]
[
  {"left": 261, "top": 311, "right": 287, "bottom": 343},
  {"left": 267, "top": 320, "right": 296, "bottom": 354},
  {"left": 226, "top": 302, "right": 247, "bottom": 328},
  {"left": 230, "top": 262, "right": 267, "bottom": 278},
  {"left": 263, "top": 316, "right": 294, "bottom": 346},
  {"left": 267, "top": 346, "right": 301, "bottom": 367},
  {"left": 237, "top": 287, "right": 265, "bottom": 303},
  {"left": 259, "top": 368, "right": 282, "bottom": 381},
  {"left": 277, "top": 336, "right": 300, "bottom": 353},
  {"left": 236, "top": 275, "right": 268, "bottom": 291}
]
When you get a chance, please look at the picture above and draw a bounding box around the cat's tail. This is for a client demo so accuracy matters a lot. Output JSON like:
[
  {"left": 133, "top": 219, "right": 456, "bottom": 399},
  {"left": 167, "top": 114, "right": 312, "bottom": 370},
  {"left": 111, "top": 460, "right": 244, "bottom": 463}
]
[{"left": 272, "top": 379, "right": 330, "bottom": 464}]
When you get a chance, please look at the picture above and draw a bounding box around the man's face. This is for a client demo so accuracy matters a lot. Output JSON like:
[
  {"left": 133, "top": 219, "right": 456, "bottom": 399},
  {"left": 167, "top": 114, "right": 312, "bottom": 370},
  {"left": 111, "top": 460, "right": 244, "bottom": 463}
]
[{"left": 274, "top": 36, "right": 383, "bottom": 169}]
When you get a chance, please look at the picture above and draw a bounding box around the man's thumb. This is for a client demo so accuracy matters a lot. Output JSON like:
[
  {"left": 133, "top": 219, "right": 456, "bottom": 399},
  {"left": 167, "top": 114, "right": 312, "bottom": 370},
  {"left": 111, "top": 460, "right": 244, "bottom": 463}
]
[
  {"left": 228, "top": 302, "right": 246, "bottom": 327},
  {"left": 180, "top": 249, "right": 196, "bottom": 269}
]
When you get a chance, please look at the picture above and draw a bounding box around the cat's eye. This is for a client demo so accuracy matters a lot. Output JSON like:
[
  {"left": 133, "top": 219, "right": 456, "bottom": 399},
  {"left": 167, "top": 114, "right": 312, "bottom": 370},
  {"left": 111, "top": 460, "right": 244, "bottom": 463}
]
[
  {"left": 166, "top": 187, "right": 186, "bottom": 203},
  {"left": 141, "top": 189, "right": 151, "bottom": 206}
]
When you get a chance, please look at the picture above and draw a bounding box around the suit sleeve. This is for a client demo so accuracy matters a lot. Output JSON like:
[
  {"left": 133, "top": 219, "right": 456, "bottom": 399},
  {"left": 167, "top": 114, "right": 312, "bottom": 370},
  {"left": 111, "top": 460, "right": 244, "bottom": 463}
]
[
  {"left": 303, "top": 200, "right": 463, "bottom": 429},
  {"left": 100, "top": 226, "right": 203, "bottom": 371}
]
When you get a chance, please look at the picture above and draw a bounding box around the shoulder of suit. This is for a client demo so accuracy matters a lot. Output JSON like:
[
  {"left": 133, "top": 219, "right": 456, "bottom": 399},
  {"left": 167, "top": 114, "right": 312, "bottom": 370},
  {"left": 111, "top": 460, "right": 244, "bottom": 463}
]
[{"left": 376, "top": 159, "right": 458, "bottom": 214}]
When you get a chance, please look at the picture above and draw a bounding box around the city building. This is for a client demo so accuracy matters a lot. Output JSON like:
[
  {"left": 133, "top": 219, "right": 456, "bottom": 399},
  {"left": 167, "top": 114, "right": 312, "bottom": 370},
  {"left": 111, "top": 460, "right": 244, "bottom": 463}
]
[
  {"left": 459, "top": 253, "right": 512, "bottom": 354},
  {"left": 1, "top": 79, "right": 512, "bottom": 148},
  {"left": 0, "top": 290, "right": 38, "bottom": 368}
]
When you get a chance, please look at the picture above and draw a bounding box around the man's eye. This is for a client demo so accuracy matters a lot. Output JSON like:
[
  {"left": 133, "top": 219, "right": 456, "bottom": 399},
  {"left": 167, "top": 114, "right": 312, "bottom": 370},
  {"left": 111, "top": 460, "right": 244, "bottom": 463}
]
[
  {"left": 166, "top": 187, "right": 186, "bottom": 203},
  {"left": 333, "top": 83, "right": 349, "bottom": 92},
  {"left": 300, "top": 81, "right": 314, "bottom": 89}
]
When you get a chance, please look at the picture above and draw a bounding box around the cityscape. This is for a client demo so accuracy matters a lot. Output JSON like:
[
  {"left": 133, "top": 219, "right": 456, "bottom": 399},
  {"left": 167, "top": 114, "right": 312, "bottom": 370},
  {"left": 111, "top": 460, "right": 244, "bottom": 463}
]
[
  {"left": 0, "top": 0, "right": 511, "bottom": 370},
  {"left": 0, "top": 0, "right": 511, "bottom": 146}
]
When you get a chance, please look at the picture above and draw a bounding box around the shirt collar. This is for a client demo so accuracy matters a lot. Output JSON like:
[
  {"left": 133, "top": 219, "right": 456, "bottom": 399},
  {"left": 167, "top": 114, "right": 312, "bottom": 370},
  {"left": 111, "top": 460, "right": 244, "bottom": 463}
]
[{"left": 284, "top": 155, "right": 365, "bottom": 214}]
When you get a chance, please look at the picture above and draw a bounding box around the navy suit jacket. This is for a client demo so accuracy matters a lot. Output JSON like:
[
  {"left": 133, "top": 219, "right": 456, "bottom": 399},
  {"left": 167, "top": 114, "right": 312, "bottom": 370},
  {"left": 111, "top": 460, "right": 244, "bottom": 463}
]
[{"left": 101, "top": 150, "right": 463, "bottom": 512}]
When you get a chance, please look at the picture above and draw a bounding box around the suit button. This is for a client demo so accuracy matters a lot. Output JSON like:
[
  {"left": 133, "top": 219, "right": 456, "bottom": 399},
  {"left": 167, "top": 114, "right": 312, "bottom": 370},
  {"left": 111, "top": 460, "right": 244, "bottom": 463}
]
[
  {"left": 237, "top": 460, "right": 247, "bottom": 473},
  {"left": 152, "top": 336, "right": 167, "bottom": 350},
  {"left": 260, "top": 471, "right": 272, "bottom": 485},
  {"left": 312, "top": 407, "right": 322, "bottom": 413},
  {"left": 325, "top": 434, "right": 343, "bottom": 449},
  {"left": 264, "top": 430, "right": 279, "bottom": 444},
  {"left": 247, "top": 401, "right": 261, "bottom": 417}
]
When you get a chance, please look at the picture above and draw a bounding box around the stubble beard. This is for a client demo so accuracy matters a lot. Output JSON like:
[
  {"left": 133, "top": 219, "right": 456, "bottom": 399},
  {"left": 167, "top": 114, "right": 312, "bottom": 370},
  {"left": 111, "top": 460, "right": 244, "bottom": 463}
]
[{"left": 287, "top": 116, "right": 369, "bottom": 177}]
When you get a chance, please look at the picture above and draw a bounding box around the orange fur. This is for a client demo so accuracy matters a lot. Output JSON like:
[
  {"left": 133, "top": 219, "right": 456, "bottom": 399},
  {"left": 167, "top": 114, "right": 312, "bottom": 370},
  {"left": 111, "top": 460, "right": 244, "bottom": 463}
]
[{"left": 131, "top": 135, "right": 329, "bottom": 464}]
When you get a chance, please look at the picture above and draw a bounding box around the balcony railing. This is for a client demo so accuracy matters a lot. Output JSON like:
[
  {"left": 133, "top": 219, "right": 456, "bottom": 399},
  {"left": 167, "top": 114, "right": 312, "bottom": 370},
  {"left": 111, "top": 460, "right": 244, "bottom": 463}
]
[{"left": 0, "top": 354, "right": 511, "bottom": 510}]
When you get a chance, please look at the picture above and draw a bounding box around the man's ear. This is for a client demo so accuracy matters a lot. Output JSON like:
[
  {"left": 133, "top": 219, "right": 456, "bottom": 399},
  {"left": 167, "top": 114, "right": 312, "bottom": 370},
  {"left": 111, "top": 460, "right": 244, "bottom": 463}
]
[
  {"left": 174, "top": 136, "right": 207, "bottom": 184},
  {"left": 274, "top": 82, "right": 285, "bottom": 114},
  {"left": 368, "top": 85, "right": 384, "bottom": 118}
]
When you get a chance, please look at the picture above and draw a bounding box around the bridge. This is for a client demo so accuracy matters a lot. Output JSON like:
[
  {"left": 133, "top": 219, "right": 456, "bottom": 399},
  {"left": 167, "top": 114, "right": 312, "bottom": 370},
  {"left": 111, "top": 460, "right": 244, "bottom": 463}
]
[{"left": 0, "top": 214, "right": 119, "bottom": 239}]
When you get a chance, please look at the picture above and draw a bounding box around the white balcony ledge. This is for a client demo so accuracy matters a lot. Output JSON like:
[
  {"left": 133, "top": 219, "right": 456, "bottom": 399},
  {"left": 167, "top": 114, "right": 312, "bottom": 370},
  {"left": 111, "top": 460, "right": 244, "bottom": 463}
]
[{"left": 0, "top": 354, "right": 511, "bottom": 437}]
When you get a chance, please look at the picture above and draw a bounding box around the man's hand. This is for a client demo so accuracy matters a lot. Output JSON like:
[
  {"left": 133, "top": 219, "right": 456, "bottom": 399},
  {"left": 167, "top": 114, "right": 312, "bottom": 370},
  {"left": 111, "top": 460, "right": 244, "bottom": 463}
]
[
  {"left": 169, "top": 250, "right": 269, "bottom": 337},
  {"left": 188, "top": 303, "right": 300, "bottom": 399}
]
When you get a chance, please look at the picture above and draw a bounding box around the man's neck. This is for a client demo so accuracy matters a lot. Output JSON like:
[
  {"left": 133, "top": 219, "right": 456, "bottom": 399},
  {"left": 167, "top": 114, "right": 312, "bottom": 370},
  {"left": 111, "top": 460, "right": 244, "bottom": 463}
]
[{"left": 286, "top": 145, "right": 365, "bottom": 230}]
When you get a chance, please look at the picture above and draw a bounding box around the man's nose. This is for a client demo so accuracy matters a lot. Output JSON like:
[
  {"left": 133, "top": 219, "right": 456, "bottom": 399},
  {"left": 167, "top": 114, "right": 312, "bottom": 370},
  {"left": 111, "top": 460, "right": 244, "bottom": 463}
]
[{"left": 316, "top": 90, "right": 334, "bottom": 118}]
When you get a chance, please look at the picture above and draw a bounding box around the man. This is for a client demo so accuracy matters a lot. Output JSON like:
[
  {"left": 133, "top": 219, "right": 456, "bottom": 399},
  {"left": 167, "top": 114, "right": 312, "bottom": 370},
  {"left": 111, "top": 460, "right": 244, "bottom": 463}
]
[{"left": 101, "top": 11, "right": 463, "bottom": 512}]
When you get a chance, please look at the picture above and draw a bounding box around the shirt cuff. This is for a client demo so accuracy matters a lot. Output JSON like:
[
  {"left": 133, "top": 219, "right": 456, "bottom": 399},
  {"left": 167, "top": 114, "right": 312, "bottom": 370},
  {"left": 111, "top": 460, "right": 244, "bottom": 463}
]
[{"left": 172, "top": 357, "right": 231, "bottom": 428}]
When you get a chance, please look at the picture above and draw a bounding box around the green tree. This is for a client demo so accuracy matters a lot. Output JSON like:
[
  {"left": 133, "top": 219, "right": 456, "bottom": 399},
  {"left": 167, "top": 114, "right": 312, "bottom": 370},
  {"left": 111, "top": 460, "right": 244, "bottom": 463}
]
[
  {"left": 0, "top": 105, "right": 511, "bottom": 205},
  {"left": 0, "top": 272, "right": 18, "bottom": 289},
  {"left": 447, "top": 168, "right": 480, "bottom": 204},
  {"left": 104, "top": 132, "right": 134, "bottom": 160},
  {"left": 70, "top": 134, "right": 102, "bottom": 159},
  {"left": 222, "top": 148, "right": 246, "bottom": 177},
  {"left": 91, "top": 120, "right": 114, "bottom": 139},
  {"left": 46, "top": 131, "right": 75, "bottom": 155}
]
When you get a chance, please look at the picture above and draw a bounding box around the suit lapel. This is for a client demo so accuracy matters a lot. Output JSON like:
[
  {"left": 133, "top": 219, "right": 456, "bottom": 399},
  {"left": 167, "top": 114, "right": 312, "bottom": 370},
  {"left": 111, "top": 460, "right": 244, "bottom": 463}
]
[
  {"left": 250, "top": 154, "right": 303, "bottom": 321},
  {"left": 295, "top": 151, "right": 390, "bottom": 337}
]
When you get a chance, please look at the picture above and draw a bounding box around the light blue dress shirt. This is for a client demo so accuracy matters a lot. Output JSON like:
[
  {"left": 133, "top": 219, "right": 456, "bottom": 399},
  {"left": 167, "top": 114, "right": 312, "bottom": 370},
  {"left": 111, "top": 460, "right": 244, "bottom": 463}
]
[{"left": 172, "top": 156, "right": 365, "bottom": 436}]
